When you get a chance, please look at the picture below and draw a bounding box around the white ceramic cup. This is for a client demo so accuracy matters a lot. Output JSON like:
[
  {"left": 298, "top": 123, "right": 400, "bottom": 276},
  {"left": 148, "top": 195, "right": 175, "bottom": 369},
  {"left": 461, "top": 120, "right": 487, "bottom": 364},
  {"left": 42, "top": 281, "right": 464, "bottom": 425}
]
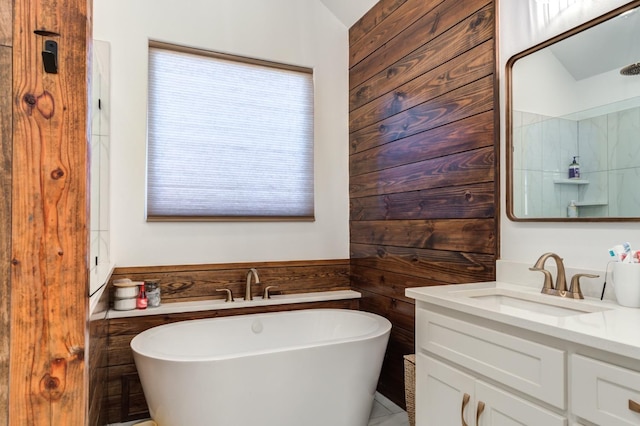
[{"left": 612, "top": 262, "right": 640, "bottom": 308}]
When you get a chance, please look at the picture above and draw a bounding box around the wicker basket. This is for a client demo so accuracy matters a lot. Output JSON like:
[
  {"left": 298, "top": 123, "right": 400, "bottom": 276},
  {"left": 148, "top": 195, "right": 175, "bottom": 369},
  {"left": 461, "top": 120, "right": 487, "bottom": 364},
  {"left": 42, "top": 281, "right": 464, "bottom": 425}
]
[{"left": 404, "top": 354, "right": 416, "bottom": 426}]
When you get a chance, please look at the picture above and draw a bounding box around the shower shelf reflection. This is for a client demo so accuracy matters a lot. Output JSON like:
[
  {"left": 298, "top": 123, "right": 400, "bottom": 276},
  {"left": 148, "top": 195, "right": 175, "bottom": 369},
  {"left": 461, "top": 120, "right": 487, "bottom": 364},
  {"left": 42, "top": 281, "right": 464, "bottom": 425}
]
[{"left": 553, "top": 178, "right": 589, "bottom": 185}]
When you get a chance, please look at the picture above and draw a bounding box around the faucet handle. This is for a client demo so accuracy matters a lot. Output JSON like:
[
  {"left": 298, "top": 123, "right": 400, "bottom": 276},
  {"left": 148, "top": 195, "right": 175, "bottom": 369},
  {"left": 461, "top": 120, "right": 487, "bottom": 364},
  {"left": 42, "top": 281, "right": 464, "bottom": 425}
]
[
  {"left": 568, "top": 273, "right": 599, "bottom": 299},
  {"left": 216, "top": 288, "right": 234, "bottom": 302},
  {"left": 529, "top": 267, "right": 556, "bottom": 295},
  {"left": 262, "top": 285, "right": 278, "bottom": 299}
]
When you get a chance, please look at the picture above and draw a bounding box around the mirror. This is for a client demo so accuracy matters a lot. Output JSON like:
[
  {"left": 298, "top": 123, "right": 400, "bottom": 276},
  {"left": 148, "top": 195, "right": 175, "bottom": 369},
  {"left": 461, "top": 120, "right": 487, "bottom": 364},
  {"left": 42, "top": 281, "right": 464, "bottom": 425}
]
[{"left": 507, "top": 1, "right": 640, "bottom": 221}]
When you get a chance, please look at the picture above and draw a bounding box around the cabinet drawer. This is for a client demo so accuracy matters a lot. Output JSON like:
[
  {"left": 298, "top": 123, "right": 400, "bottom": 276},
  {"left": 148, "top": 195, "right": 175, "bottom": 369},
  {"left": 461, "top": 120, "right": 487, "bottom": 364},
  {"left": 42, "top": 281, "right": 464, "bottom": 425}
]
[
  {"left": 571, "top": 354, "right": 640, "bottom": 425},
  {"left": 476, "top": 380, "right": 567, "bottom": 426},
  {"left": 417, "top": 309, "right": 565, "bottom": 408}
]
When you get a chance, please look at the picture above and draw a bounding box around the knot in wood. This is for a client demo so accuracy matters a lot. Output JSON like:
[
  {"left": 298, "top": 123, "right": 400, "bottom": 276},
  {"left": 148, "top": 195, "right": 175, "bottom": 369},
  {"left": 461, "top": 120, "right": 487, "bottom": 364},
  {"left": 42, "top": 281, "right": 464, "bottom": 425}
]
[
  {"left": 51, "top": 168, "right": 65, "bottom": 180},
  {"left": 41, "top": 373, "right": 60, "bottom": 391},
  {"left": 470, "top": 12, "right": 486, "bottom": 30},
  {"left": 465, "top": 191, "right": 473, "bottom": 202},
  {"left": 386, "top": 68, "right": 397, "bottom": 79},
  {"left": 23, "top": 93, "right": 37, "bottom": 106},
  {"left": 40, "top": 372, "right": 63, "bottom": 401},
  {"left": 356, "top": 86, "right": 370, "bottom": 99}
]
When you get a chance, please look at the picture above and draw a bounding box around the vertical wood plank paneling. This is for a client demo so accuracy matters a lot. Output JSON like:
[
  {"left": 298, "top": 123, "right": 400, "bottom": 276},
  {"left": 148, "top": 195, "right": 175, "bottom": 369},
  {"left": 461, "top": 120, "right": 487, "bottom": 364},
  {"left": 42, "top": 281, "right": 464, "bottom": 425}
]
[
  {"left": 0, "top": 0, "right": 10, "bottom": 47},
  {"left": 88, "top": 288, "right": 110, "bottom": 426},
  {"left": 10, "top": 0, "right": 89, "bottom": 424},
  {"left": 0, "top": 43, "right": 12, "bottom": 426},
  {"left": 0, "top": 4, "right": 11, "bottom": 425},
  {"left": 349, "top": 0, "right": 497, "bottom": 407}
]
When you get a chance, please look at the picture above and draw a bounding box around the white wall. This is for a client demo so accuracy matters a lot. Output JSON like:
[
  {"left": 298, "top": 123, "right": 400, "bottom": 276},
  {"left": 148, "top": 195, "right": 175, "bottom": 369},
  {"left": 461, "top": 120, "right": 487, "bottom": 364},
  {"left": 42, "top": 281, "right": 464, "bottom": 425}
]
[
  {"left": 319, "top": 0, "right": 378, "bottom": 27},
  {"left": 500, "top": 0, "right": 640, "bottom": 269},
  {"left": 93, "top": 0, "right": 350, "bottom": 267}
]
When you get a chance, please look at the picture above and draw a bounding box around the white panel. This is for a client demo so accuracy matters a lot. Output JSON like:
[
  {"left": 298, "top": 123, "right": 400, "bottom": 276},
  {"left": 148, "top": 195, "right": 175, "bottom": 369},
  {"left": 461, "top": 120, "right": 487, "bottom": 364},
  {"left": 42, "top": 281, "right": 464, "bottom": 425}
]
[
  {"left": 571, "top": 354, "right": 640, "bottom": 425},
  {"left": 418, "top": 309, "right": 566, "bottom": 409},
  {"left": 417, "top": 354, "right": 475, "bottom": 426},
  {"left": 319, "top": 0, "right": 377, "bottom": 27},
  {"left": 476, "top": 381, "right": 566, "bottom": 426}
]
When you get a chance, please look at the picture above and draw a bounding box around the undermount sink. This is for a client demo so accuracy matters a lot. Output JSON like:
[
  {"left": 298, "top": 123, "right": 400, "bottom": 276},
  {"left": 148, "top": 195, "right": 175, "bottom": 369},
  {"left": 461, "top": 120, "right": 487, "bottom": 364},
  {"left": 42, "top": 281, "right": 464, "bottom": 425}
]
[
  {"left": 456, "top": 288, "right": 610, "bottom": 318},
  {"left": 471, "top": 294, "right": 594, "bottom": 317}
]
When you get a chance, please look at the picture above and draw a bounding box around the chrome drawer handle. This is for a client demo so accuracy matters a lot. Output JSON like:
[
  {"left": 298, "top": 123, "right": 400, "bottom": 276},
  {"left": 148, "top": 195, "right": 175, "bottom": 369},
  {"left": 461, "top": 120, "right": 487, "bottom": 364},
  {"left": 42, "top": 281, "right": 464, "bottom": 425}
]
[
  {"left": 461, "top": 393, "right": 470, "bottom": 426},
  {"left": 476, "top": 401, "right": 485, "bottom": 425},
  {"left": 630, "top": 399, "right": 640, "bottom": 414}
]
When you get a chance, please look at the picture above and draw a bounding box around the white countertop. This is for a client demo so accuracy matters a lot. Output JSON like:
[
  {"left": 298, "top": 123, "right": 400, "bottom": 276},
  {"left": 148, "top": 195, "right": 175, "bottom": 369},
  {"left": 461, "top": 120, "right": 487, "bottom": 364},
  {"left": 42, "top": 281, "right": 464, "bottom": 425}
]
[
  {"left": 108, "top": 289, "right": 361, "bottom": 319},
  {"left": 406, "top": 281, "right": 640, "bottom": 360}
]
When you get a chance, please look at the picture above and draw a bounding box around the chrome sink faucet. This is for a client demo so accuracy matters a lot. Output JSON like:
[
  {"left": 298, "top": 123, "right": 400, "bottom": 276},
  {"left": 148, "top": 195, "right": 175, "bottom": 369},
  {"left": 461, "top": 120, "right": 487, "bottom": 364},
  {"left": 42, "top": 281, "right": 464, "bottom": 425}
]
[
  {"left": 529, "top": 252, "right": 568, "bottom": 296},
  {"left": 245, "top": 268, "right": 260, "bottom": 301}
]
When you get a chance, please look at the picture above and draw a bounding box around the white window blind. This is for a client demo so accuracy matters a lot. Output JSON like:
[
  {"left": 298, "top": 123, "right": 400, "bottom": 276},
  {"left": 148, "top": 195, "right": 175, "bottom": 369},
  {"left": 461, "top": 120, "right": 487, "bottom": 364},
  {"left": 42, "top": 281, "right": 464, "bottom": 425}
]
[{"left": 146, "top": 42, "right": 314, "bottom": 220}]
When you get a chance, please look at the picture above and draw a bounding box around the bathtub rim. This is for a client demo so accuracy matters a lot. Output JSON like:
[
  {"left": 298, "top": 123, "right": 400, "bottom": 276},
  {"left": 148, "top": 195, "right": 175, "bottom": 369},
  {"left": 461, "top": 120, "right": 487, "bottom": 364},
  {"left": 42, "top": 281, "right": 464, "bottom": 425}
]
[{"left": 130, "top": 308, "right": 391, "bottom": 362}]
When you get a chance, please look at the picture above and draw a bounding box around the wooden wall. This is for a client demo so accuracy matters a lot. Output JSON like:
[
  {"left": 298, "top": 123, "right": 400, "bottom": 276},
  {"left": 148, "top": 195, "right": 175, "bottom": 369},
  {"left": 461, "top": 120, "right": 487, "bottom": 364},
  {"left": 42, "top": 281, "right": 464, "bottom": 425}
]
[
  {"left": 0, "top": 0, "right": 12, "bottom": 422},
  {"left": 109, "top": 259, "right": 350, "bottom": 304},
  {"left": 89, "top": 289, "right": 110, "bottom": 426},
  {"left": 9, "top": 0, "right": 90, "bottom": 424},
  {"left": 105, "top": 259, "right": 352, "bottom": 423},
  {"left": 349, "top": 0, "right": 498, "bottom": 407}
]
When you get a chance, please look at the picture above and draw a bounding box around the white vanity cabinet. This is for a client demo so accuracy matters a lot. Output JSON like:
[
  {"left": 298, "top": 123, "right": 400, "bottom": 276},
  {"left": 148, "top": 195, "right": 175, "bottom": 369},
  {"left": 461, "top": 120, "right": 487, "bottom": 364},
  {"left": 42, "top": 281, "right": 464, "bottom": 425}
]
[
  {"left": 418, "top": 354, "right": 566, "bottom": 426},
  {"left": 408, "top": 281, "right": 640, "bottom": 426},
  {"left": 416, "top": 307, "right": 567, "bottom": 425},
  {"left": 571, "top": 354, "right": 640, "bottom": 425}
]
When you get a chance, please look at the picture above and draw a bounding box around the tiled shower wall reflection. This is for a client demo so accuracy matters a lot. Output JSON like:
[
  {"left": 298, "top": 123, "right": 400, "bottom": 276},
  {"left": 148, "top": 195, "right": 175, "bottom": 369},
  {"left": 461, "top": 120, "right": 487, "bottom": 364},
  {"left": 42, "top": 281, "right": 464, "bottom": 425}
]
[
  {"left": 90, "top": 40, "right": 111, "bottom": 295},
  {"left": 512, "top": 106, "right": 640, "bottom": 218}
]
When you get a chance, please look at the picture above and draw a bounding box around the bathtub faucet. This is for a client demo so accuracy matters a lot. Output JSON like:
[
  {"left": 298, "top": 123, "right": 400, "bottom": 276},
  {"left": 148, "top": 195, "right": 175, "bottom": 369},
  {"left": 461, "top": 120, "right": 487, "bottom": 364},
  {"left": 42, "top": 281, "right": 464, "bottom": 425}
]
[{"left": 245, "top": 268, "right": 260, "bottom": 301}]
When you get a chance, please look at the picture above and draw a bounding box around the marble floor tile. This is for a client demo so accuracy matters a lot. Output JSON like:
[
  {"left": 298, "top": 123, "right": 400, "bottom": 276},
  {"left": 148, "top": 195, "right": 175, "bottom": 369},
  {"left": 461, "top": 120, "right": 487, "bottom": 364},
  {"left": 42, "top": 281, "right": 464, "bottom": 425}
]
[
  {"left": 368, "top": 411, "right": 410, "bottom": 426},
  {"left": 368, "top": 392, "right": 410, "bottom": 426},
  {"left": 111, "top": 392, "right": 409, "bottom": 426}
]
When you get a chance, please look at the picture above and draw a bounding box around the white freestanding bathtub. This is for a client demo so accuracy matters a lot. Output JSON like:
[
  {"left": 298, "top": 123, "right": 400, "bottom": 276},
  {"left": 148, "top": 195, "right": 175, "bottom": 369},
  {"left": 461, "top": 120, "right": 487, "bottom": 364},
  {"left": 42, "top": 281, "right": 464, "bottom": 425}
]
[{"left": 131, "top": 308, "right": 391, "bottom": 426}]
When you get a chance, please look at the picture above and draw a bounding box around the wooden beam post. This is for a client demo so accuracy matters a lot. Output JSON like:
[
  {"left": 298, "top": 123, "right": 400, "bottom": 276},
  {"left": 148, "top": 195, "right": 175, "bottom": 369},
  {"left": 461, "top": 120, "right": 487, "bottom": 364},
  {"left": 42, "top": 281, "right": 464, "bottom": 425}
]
[
  {"left": 1, "top": 0, "right": 13, "bottom": 424},
  {"left": 10, "top": 0, "right": 90, "bottom": 424}
]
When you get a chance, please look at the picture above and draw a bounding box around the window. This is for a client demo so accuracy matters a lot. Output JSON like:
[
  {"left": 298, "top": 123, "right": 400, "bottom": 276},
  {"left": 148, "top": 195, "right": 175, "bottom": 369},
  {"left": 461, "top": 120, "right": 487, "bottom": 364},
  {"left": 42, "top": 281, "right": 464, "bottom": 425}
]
[{"left": 146, "top": 42, "right": 314, "bottom": 221}]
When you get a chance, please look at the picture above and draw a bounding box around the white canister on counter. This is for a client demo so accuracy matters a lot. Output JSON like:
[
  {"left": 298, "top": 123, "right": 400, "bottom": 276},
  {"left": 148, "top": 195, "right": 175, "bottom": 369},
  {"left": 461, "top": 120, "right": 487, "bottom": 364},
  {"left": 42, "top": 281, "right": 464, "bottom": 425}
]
[
  {"left": 113, "top": 279, "right": 141, "bottom": 310},
  {"left": 113, "top": 297, "right": 137, "bottom": 311}
]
